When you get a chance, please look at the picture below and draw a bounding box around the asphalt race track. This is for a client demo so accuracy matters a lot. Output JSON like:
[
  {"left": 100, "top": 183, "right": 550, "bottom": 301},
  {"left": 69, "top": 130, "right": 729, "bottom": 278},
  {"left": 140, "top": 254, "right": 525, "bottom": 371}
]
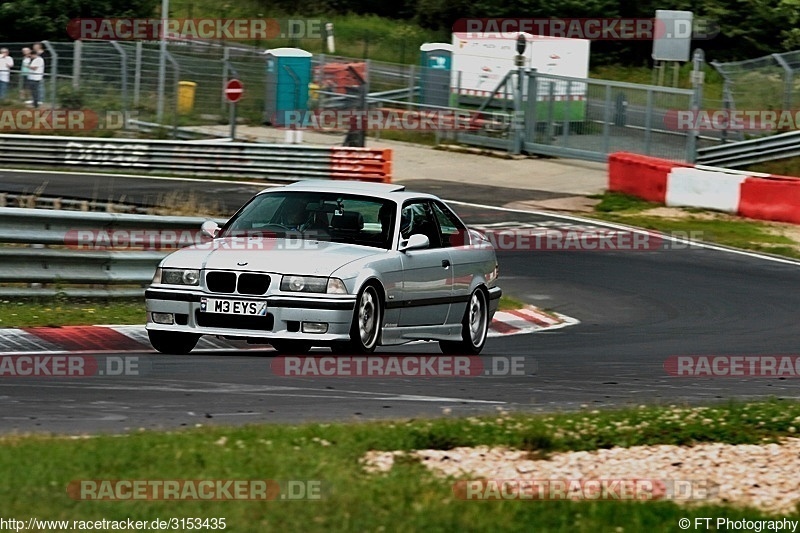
[{"left": 1, "top": 170, "right": 799, "bottom": 435}]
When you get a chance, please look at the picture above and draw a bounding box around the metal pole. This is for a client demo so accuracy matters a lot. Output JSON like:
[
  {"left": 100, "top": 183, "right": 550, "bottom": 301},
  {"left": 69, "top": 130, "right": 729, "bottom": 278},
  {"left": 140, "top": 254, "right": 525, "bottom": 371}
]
[
  {"left": 221, "top": 47, "right": 230, "bottom": 114},
  {"left": 525, "top": 69, "right": 538, "bottom": 147},
  {"left": 72, "top": 40, "right": 82, "bottom": 89},
  {"left": 688, "top": 49, "right": 705, "bottom": 163},
  {"left": 133, "top": 41, "right": 142, "bottom": 108},
  {"left": 602, "top": 84, "right": 611, "bottom": 154},
  {"left": 513, "top": 35, "right": 526, "bottom": 155},
  {"left": 773, "top": 53, "right": 793, "bottom": 110},
  {"left": 407, "top": 64, "right": 415, "bottom": 110},
  {"left": 110, "top": 41, "right": 128, "bottom": 127},
  {"left": 562, "top": 80, "right": 571, "bottom": 147},
  {"left": 644, "top": 88, "right": 653, "bottom": 155},
  {"left": 225, "top": 59, "right": 240, "bottom": 140},
  {"left": 230, "top": 102, "right": 236, "bottom": 139},
  {"left": 165, "top": 51, "right": 180, "bottom": 138},
  {"left": 156, "top": 0, "right": 169, "bottom": 123},
  {"left": 42, "top": 40, "right": 57, "bottom": 111}
]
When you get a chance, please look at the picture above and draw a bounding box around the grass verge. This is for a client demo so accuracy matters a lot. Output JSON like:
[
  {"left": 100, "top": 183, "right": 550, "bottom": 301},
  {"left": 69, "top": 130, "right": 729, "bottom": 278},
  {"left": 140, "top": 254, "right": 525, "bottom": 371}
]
[
  {"left": 1, "top": 400, "right": 798, "bottom": 530},
  {"left": 0, "top": 296, "right": 525, "bottom": 327},
  {"left": 589, "top": 192, "right": 800, "bottom": 259},
  {"left": 0, "top": 299, "right": 146, "bottom": 327}
]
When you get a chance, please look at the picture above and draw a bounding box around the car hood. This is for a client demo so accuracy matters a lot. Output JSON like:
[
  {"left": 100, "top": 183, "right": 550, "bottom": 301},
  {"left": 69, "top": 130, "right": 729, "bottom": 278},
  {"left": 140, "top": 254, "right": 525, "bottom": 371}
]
[{"left": 162, "top": 237, "right": 384, "bottom": 277}]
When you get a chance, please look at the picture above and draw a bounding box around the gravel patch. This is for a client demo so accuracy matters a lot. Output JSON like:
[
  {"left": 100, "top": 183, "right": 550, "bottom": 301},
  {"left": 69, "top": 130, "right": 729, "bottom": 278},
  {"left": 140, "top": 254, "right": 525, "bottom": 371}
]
[{"left": 363, "top": 439, "right": 800, "bottom": 513}]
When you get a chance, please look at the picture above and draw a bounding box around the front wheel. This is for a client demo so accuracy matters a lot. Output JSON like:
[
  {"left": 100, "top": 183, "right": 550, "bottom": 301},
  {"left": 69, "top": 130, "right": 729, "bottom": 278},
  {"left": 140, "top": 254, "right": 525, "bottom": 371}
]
[
  {"left": 148, "top": 330, "right": 200, "bottom": 355},
  {"left": 348, "top": 284, "right": 383, "bottom": 354},
  {"left": 440, "top": 288, "right": 489, "bottom": 355}
]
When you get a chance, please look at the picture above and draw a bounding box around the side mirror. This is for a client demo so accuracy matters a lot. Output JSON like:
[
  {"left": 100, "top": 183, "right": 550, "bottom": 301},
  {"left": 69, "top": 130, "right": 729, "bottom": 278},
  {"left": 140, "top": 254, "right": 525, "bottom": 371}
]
[
  {"left": 399, "top": 233, "right": 429, "bottom": 252},
  {"left": 201, "top": 220, "right": 220, "bottom": 239}
]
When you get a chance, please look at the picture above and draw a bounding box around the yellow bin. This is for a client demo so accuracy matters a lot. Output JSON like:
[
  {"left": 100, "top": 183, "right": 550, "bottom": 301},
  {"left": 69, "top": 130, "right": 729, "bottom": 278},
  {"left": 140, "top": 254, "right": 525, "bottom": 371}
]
[
  {"left": 308, "top": 82, "right": 320, "bottom": 100},
  {"left": 177, "top": 81, "right": 197, "bottom": 114}
]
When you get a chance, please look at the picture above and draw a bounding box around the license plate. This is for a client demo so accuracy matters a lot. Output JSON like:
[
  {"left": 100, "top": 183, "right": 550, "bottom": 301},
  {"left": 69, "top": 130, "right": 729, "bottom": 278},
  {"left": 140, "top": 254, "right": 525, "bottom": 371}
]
[{"left": 200, "top": 298, "right": 267, "bottom": 316}]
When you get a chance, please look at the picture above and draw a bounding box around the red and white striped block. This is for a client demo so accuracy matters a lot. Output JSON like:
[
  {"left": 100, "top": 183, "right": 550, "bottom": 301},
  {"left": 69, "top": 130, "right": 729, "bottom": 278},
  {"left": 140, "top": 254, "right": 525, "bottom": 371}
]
[
  {"left": 488, "top": 305, "right": 580, "bottom": 337},
  {"left": 609, "top": 152, "right": 800, "bottom": 225},
  {"left": 0, "top": 306, "right": 580, "bottom": 354}
]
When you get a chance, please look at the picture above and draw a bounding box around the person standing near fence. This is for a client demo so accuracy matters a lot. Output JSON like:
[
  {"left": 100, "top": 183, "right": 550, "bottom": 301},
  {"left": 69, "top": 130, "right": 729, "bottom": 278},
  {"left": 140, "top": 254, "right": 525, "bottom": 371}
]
[
  {"left": 0, "top": 49, "right": 13, "bottom": 100},
  {"left": 20, "top": 47, "right": 31, "bottom": 103},
  {"left": 28, "top": 49, "right": 44, "bottom": 108}
]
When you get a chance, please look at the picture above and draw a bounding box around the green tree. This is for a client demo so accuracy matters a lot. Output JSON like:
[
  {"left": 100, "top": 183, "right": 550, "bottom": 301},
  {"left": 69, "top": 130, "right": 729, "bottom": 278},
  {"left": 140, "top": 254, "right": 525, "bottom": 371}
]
[{"left": 0, "top": 0, "right": 158, "bottom": 41}]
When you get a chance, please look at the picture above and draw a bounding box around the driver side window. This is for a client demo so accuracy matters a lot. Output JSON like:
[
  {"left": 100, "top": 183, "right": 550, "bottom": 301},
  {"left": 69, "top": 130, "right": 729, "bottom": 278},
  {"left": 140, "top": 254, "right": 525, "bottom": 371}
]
[{"left": 400, "top": 201, "right": 441, "bottom": 248}]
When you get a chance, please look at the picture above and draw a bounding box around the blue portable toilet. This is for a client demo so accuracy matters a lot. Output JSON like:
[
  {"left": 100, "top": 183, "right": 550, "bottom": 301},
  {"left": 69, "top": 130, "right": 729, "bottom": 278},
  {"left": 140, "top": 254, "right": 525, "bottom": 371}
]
[
  {"left": 263, "top": 48, "right": 312, "bottom": 126},
  {"left": 419, "top": 43, "right": 452, "bottom": 107}
]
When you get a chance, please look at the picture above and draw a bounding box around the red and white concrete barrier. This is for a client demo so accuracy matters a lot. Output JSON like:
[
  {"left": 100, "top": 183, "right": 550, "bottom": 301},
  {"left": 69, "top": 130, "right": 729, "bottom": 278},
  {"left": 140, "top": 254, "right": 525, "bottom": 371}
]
[{"left": 608, "top": 152, "right": 800, "bottom": 224}]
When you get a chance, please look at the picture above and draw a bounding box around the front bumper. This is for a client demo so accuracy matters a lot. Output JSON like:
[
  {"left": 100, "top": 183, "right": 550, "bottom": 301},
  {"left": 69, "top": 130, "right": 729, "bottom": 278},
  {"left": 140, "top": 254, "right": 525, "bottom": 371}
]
[{"left": 145, "top": 288, "right": 356, "bottom": 342}]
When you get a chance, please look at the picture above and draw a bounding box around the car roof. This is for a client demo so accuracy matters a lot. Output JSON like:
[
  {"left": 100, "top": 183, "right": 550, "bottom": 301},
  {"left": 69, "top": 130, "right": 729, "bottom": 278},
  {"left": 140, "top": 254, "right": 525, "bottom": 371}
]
[{"left": 259, "top": 180, "right": 439, "bottom": 203}]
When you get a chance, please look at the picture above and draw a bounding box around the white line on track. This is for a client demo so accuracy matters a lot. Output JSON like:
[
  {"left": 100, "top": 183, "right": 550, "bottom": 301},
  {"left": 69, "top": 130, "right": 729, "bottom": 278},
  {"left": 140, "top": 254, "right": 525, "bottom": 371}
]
[{"left": 445, "top": 199, "right": 800, "bottom": 267}]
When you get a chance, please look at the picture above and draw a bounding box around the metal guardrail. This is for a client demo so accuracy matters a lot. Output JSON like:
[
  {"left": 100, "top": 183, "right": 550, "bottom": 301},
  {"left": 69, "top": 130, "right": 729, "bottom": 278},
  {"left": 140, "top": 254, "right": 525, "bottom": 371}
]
[
  {"left": 128, "top": 119, "right": 232, "bottom": 141},
  {"left": 0, "top": 134, "right": 393, "bottom": 182},
  {"left": 0, "top": 208, "right": 225, "bottom": 297},
  {"left": 696, "top": 130, "right": 800, "bottom": 167}
]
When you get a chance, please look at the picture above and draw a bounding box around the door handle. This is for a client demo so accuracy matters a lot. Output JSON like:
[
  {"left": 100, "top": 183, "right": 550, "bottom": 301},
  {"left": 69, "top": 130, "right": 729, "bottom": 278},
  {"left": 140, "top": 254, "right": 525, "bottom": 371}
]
[{"left": 441, "top": 259, "right": 451, "bottom": 268}]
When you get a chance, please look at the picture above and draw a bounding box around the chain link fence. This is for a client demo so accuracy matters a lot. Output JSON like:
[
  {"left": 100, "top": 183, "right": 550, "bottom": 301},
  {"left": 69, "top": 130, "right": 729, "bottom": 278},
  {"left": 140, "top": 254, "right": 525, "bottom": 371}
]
[
  {"left": 711, "top": 49, "right": 800, "bottom": 128},
  {"left": 0, "top": 39, "right": 715, "bottom": 162}
]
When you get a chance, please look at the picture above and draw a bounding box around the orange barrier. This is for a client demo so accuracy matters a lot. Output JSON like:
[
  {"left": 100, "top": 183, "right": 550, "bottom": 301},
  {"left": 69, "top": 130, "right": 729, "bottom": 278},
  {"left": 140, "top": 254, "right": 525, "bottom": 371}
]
[
  {"left": 315, "top": 62, "right": 367, "bottom": 95},
  {"left": 739, "top": 175, "right": 800, "bottom": 224},
  {"left": 329, "top": 147, "right": 392, "bottom": 183}
]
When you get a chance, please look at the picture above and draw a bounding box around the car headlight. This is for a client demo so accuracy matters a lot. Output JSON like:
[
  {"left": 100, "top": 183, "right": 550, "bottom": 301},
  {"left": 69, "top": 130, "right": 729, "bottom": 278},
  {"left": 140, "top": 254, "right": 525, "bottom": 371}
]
[
  {"left": 281, "top": 275, "right": 348, "bottom": 294},
  {"left": 160, "top": 268, "right": 200, "bottom": 286},
  {"left": 152, "top": 267, "right": 162, "bottom": 284}
]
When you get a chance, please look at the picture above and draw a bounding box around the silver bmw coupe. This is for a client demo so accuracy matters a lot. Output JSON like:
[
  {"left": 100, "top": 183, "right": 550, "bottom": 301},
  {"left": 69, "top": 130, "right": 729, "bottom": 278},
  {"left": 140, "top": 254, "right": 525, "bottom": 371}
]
[{"left": 145, "top": 180, "right": 501, "bottom": 355}]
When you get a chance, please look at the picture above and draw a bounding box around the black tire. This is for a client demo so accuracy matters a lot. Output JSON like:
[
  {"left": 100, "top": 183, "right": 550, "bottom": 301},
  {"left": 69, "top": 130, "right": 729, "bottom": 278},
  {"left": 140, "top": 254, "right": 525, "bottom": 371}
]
[
  {"left": 148, "top": 330, "right": 200, "bottom": 355},
  {"left": 348, "top": 283, "right": 383, "bottom": 354},
  {"left": 439, "top": 288, "right": 489, "bottom": 355},
  {"left": 270, "top": 340, "right": 312, "bottom": 355}
]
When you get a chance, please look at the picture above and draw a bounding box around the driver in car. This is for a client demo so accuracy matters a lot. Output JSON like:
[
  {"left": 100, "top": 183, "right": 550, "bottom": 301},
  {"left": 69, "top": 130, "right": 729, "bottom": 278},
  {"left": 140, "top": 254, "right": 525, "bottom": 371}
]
[{"left": 280, "top": 199, "right": 312, "bottom": 231}]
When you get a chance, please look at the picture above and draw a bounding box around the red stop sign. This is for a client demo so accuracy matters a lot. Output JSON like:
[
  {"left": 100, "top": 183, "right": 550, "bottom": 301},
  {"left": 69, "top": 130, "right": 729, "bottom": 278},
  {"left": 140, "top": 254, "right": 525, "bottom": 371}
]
[{"left": 225, "top": 79, "right": 244, "bottom": 103}]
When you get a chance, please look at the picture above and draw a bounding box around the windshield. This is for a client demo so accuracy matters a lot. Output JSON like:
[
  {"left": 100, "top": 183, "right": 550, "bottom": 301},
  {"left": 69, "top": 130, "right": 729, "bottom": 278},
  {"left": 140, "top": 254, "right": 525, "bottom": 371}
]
[{"left": 221, "top": 191, "right": 397, "bottom": 250}]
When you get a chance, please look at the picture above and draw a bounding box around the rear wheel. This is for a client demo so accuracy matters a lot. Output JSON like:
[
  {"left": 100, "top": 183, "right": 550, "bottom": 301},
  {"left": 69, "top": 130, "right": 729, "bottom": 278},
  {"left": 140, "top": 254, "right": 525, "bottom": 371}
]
[
  {"left": 439, "top": 288, "right": 489, "bottom": 355},
  {"left": 270, "top": 340, "right": 312, "bottom": 355},
  {"left": 148, "top": 330, "right": 200, "bottom": 355}
]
